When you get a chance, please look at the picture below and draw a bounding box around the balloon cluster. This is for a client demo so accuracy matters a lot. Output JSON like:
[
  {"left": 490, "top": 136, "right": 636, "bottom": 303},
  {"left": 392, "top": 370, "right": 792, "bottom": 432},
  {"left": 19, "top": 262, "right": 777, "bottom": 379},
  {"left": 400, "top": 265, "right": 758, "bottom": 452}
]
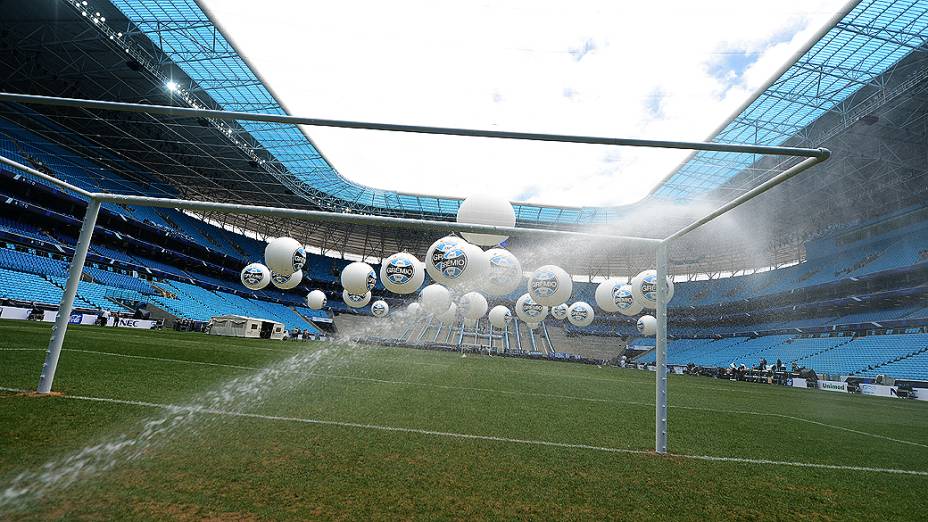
[
  {"left": 238, "top": 194, "right": 674, "bottom": 335},
  {"left": 593, "top": 270, "right": 675, "bottom": 337},
  {"left": 240, "top": 236, "right": 307, "bottom": 291}
]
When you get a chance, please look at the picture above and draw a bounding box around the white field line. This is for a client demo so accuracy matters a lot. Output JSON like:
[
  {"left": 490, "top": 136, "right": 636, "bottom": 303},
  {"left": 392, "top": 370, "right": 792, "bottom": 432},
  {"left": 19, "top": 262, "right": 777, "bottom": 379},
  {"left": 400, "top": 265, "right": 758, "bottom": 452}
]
[
  {"left": 1, "top": 386, "right": 924, "bottom": 477},
  {"left": 3, "top": 348, "right": 926, "bottom": 449}
]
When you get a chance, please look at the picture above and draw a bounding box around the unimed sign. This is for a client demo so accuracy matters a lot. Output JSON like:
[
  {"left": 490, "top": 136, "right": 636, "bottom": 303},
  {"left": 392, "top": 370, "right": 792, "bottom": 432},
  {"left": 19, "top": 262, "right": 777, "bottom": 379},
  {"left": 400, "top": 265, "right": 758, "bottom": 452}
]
[{"left": 816, "top": 380, "right": 848, "bottom": 393}]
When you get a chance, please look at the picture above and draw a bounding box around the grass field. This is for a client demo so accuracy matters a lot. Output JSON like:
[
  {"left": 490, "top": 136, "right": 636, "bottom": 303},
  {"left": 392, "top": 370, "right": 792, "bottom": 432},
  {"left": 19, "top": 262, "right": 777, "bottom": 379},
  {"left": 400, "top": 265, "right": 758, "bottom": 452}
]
[{"left": 1, "top": 319, "right": 927, "bottom": 520}]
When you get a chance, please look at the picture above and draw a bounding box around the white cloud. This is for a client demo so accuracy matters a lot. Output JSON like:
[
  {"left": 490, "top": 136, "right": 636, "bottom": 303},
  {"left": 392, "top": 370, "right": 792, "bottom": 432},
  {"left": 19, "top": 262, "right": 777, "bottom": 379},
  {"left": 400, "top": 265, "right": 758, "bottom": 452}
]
[{"left": 202, "top": 0, "right": 847, "bottom": 206}]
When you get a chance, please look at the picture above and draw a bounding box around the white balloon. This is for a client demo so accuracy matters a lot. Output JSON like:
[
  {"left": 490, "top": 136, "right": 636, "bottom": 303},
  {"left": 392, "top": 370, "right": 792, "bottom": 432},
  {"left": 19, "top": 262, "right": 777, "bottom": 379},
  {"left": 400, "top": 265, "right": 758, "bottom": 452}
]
[
  {"left": 567, "top": 301, "right": 595, "bottom": 327},
  {"left": 482, "top": 248, "right": 522, "bottom": 296},
  {"left": 406, "top": 302, "right": 421, "bottom": 316},
  {"left": 240, "top": 263, "right": 270, "bottom": 290},
  {"left": 551, "top": 303, "right": 569, "bottom": 320},
  {"left": 342, "top": 289, "right": 371, "bottom": 308},
  {"left": 456, "top": 193, "right": 516, "bottom": 246},
  {"left": 424, "top": 235, "right": 466, "bottom": 284},
  {"left": 460, "top": 291, "right": 489, "bottom": 321},
  {"left": 527, "top": 265, "right": 572, "bottom": 307},
  {"left": 459, "top": 243, "right": 490, "bottom": 288},
  {"left": 420, "top": 284, "right": 451, "bottom": 315},
  {"left": 371, "top": 300, "right": 390, "bottom": 317},
  {"left": 515, "top": 293, "right": 548, "bottom": 323},
  {"left": 437, "top": 302, "right": 458, "bottom": 324},
  {"left": 488, "top": 305, "right": 512, "bottom": 329},
  {"left": 264, "top": 237, "right": 306, "bottom": 276},
  {"left": 341, "top": 261, "right": 376, "bottom": 295},
  {"left": 306, "top": 289, "right": 327, "bottom": 310},
  {"left": 594, "top": 278, "right": 624, "bottom": 313},
  {"left": 271, "top": 270, "right": 303, "bottom": 290},
  {"left": 380, "top": 252, "right": 425, "bottom": 294},
  {"left": 630, "top": 270, "right": 675, "bottom": 309},
  {"left": 637, "top": 314, "right": 657, "bottom": 336},
  {"left": 424, "top": 236, "right": 488, "bottom": 287},
  {"left": 615, "top": 284, "right": 644, "bottom": 316}
]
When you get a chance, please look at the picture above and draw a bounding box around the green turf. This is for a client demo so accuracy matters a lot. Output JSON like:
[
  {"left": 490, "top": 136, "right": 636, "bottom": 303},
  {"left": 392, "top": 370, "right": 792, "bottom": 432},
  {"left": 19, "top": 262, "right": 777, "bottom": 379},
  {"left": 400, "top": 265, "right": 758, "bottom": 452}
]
[{"left": 1, "top": 319, "right": 927, "bottom": 520}]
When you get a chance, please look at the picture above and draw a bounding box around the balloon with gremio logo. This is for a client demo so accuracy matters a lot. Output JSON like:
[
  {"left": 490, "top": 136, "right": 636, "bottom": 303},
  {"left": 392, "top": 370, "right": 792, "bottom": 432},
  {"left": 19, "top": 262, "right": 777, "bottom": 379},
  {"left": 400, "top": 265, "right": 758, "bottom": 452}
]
[
  {"left": 240, "top": 263, "right": 271, "bottom": 290},
  {"left": 271, "top": 269, "right": 302, "bottom": 290},
  {"left": 424, "top": 235, "right": 468, "bottom": 286},
  {"left": 341, "top": 261, "right": 376, "bottom": 295},
  {"left": 567, "top": 301, "right": 594, "bottom": 327},
  {"left": 371, "top": 300, "right": 390, "bottom": 318},
  {"left": 614, "top": 284, "right": 644, "bottom": 316},
  {"left": 594, "top": 278, "right": 623, "bottom": 313},
  {"left": 630, "top": 269, "right": 674, "bottom": 309},
  {"left": 380, "top": 252, "right": 425, "bottom": 294},
  {"left": 515, "top": 293, "right": 548, "bottom": 323},
  {"left": 264, "top": 237, "right": 305, "bottom": 276},
  {"left": 342, "top": 289, "right": 371, "bottom": 308},
  {"left": 550, "top": 303, "right": 569, "bottom": 320},
  {"left": 527, "top": 265, "right": 572, "bottom": 307}
]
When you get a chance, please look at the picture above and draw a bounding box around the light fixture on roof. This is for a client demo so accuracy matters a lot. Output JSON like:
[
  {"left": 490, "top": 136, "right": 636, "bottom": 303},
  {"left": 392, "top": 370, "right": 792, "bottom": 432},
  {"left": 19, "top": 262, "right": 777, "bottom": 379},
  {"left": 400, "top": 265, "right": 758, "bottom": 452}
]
[{"left": 166, "top": 80, "right": 179, "bottom": 92}]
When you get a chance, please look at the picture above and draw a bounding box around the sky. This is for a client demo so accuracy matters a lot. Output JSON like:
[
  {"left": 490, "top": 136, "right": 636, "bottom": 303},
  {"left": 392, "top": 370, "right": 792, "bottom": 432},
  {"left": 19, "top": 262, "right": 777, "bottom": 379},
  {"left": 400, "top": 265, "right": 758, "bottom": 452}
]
[{"left": 202, "top": 0, "right": 849, "bottom": 207}]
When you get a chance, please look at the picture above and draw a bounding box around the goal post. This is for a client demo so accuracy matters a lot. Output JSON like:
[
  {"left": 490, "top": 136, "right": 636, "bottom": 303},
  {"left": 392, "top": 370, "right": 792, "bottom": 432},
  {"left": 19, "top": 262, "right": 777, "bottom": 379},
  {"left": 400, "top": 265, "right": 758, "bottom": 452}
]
[{"left": 0, "top": 93, "right": 830, "bottom": 454}]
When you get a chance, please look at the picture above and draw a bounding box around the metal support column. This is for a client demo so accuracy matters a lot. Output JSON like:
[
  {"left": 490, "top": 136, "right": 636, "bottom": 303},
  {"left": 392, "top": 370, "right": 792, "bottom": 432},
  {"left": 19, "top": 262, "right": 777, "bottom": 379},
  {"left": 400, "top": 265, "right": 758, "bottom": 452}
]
[
  {"left": 415, "top": 318, "right": 433, "bottom": 343},
  {"left": 37, "top": 199, "right": 101, "bottom": 393},
  {"left": 541, "top": 321, "right": 555, "bottom": 354},
  {"left": 526, "top": 324, "right": 538, "bottom": 352},
  {"left": 655, "top": 242, "right": 670, "bottom": 454},
  {"left": 512, "top": 319, "right": 523, "bottom": 353}
]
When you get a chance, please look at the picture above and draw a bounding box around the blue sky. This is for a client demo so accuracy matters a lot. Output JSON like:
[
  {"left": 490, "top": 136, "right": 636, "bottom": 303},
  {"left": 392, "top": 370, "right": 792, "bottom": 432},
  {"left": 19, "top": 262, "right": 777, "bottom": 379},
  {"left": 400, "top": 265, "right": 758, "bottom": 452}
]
[{"left": 203, "top": 0, "right": 847, "bottom": 206}]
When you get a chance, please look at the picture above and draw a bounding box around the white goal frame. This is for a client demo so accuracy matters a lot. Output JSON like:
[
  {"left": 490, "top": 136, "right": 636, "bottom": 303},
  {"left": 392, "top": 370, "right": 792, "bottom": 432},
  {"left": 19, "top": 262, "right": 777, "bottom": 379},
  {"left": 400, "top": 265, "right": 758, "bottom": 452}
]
[{"left": 0, "top": 92, "right": 830, "bottom": 454}]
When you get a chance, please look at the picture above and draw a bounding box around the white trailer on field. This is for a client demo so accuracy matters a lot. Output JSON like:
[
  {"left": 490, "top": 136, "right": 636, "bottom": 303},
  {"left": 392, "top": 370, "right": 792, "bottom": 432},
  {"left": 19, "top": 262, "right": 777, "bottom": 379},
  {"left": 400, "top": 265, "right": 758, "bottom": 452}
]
[{"left": 208, "top": 315, "right": 285, "bottom": 340}]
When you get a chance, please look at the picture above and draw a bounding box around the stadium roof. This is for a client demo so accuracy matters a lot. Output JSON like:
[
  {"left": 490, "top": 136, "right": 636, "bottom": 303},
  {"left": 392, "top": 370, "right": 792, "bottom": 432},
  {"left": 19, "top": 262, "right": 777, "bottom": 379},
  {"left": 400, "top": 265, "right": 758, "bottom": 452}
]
[
  {"left": 108, "top": 0, "right": 625, "bottom": 226},
  {"left": 653, "top": 0, "right": 928, "bottom": 200},
  {"left": 100, "top": 0, "right": 924, "bottom": 223},
  {"left": 2, "top": 0, "right": 927, "bottom": 273}
]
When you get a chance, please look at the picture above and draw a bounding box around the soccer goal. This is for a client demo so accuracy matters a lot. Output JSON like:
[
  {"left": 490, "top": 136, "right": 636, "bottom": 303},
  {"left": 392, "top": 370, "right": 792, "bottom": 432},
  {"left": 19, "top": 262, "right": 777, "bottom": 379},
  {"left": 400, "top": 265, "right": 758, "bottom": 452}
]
[{"left": 0, "top": 91, "right": 830, "bottom": 454}]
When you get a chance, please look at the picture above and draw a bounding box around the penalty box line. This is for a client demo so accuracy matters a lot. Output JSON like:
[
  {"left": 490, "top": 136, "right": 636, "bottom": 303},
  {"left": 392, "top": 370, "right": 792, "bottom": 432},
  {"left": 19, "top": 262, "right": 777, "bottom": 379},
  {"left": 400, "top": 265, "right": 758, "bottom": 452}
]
[
  {"left": 3, "top": 348, "right": 926, "bottom": 450},
  {"left": 1, "top": 386, "right": 925, "bottom": 477}
]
